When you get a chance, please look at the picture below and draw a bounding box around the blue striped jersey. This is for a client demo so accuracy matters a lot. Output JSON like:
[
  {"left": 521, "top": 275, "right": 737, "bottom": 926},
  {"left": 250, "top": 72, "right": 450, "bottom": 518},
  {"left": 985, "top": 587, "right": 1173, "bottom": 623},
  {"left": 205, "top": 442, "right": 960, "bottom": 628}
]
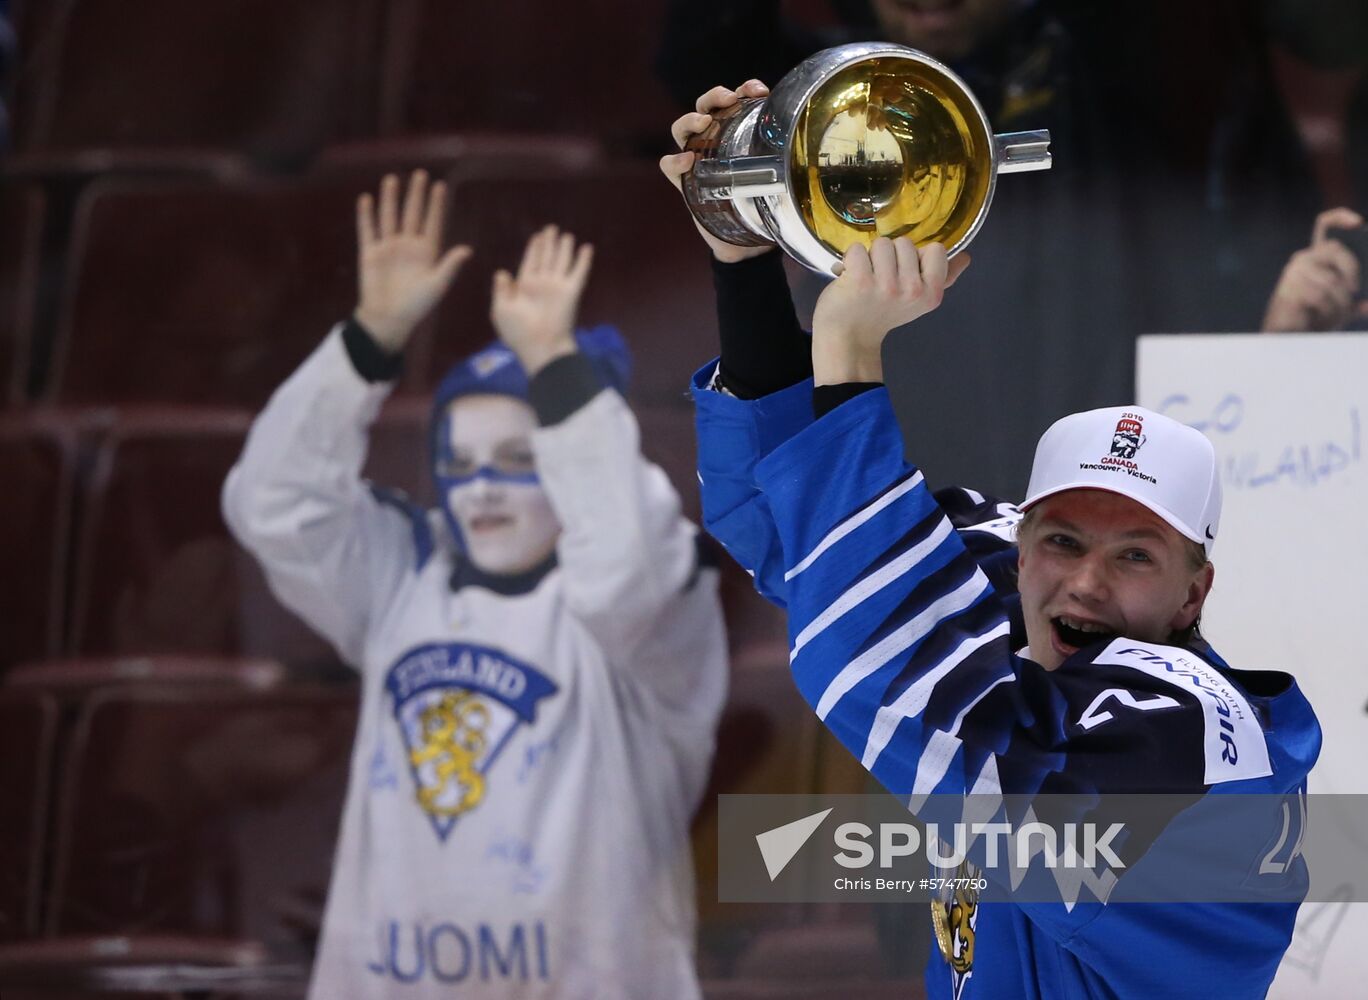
[{"left": 693, "top": 369, "right": 1322, "bottom": 1000}]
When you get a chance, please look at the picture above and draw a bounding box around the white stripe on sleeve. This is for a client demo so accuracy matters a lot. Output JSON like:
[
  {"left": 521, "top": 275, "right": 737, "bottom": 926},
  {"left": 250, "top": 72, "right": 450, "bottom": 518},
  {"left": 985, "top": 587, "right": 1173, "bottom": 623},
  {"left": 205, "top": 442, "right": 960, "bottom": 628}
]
[
  {"left": 791, "top": 517, "right": 954, "bottom": 660},
  {"left": 812, "top": 569, "right": 991, "bottom": 720},
  {"left": 860, "top": 621, "right": 1011, "bottom": 769},
  {"left": 784, "top": 472, "right": 924, "bottom": 582}
]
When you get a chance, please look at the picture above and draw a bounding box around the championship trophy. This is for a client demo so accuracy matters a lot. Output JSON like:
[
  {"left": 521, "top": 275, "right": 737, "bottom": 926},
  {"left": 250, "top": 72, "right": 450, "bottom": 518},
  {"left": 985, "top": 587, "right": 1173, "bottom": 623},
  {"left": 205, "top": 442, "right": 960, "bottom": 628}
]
[{"left": 682, "top": 42, "right": 1052, "bottom": 273}]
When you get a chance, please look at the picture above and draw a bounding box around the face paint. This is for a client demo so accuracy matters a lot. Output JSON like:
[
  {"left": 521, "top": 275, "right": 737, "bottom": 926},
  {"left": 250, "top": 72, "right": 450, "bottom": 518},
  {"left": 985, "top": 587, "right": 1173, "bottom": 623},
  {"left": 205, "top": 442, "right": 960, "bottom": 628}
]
[
  {"left": 437, "top": 464, "right": 540, "bottom": 488},
  {"left": 434, "top": 395, "right": 561, "bottom": 576}
]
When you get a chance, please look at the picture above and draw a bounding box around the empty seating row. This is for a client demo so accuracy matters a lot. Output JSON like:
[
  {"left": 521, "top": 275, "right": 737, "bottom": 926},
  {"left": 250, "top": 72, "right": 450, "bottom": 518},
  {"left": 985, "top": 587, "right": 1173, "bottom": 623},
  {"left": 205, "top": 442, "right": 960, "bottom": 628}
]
[
  {"left": 70, "top": 409, "right": 331, "bottom": 666},
  {"left": 0, "top": 411, "right": 74, "bottom": 666},
  {"left": 2, "top": 161, "right": 719, "bottom": 409},
  {"left": 45, "top": 684, "right": 358, "bottom": 942},
  {"left": 0, "top": 690, "right": 57, "bottom": 942},
  {"left": 0, "top": 182, "right": 43, "bottom": 405},
  {"left": 1, "top": 406, "right": 412, "bottom": 671},
  {"left": 0, "top": 396, "right": 784, "bottom": 671},
  {"left": 8, "top": 0, "right": 677, "bottom": 164},
  {"left": 0, "top": 678, "right": 357, "bottom": 1000},
  {"left": 0, "top": 134, "right": 603, "bottom": 408}
]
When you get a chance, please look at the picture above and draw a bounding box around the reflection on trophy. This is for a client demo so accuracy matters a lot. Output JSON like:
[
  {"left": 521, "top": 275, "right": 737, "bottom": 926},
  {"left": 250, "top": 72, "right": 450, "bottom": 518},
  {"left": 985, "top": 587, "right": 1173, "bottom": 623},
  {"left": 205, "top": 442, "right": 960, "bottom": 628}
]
[{"left": 682, "top": 42, "right": 1052, "bottom": 274}]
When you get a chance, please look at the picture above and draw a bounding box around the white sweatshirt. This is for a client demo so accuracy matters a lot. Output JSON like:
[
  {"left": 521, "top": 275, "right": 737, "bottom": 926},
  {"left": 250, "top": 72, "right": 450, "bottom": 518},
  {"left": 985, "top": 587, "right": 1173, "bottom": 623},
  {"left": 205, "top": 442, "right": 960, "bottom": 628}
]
[{"left": 222, "top": 328, "right": 727, "bottom": 999}]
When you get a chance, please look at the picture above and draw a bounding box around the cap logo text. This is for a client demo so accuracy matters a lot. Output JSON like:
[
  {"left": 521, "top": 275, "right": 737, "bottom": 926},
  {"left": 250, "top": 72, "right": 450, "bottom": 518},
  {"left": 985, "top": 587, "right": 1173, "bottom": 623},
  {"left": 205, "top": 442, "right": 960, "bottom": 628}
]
[{"left": 1074, "top": 413, "right": 1158, "bottom": 484}]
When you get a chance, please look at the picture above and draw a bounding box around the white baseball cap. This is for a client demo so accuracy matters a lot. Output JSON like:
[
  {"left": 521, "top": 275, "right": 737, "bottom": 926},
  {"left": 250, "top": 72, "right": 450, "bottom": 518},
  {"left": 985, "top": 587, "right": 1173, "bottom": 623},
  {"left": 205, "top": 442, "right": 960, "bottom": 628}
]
[{"left": 1021, "top": 405, "right": 1222, "bottom": 556}]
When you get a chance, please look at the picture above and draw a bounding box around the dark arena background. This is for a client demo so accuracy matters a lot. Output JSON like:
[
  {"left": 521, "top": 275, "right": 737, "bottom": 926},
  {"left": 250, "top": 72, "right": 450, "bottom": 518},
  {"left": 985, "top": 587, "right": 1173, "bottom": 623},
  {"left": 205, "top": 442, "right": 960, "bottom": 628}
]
[{"left": 1, "top": 1, "right": 1366, "bottom": 997}]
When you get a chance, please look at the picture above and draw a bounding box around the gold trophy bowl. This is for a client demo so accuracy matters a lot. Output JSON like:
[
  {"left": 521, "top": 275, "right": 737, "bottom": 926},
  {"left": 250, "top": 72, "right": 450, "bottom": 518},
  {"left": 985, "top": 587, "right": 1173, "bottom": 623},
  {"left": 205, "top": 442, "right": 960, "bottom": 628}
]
[{"left": 682, "top": 42, "right": 1051, "bottom": 273}]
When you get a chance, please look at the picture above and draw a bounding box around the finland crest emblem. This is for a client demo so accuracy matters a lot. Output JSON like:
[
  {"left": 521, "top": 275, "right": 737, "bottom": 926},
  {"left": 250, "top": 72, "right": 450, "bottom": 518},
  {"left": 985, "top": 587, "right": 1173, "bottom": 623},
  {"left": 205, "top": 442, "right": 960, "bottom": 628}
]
[
  {"left": 932, "top": 860, "right": 981, "bottom": 1000},
  {"left": 385, "top": 642, "right": 557, "bottom": 842}
]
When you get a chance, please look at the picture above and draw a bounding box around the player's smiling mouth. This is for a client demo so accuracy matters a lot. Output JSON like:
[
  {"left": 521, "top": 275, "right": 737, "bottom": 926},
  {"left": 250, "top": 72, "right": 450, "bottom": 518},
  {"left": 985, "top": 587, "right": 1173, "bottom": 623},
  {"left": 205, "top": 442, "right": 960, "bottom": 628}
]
[{"left": 1051, "top": 615, "right": 1118, "bottom": 652}]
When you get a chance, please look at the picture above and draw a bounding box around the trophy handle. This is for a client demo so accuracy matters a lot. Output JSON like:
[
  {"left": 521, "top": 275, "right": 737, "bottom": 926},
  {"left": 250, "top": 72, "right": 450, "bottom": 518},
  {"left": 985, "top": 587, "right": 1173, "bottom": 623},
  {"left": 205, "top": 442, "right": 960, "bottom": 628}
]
[
  {"left": 682, "top": 98, "right": 778, "bottom": 248},
  {"left": 690, "top": 155, "right": 788, "bottom": 201},
  {"left": 994, "top": 130, "right": 1052, "bottom": 173}
]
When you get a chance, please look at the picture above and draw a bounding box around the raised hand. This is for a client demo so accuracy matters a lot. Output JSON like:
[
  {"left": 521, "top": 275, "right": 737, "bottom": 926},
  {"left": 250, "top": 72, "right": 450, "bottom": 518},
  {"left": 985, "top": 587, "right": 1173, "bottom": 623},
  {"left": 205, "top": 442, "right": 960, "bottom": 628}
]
[
  {"left": 490, "top": 225, "right": 594, "bottom": 376},
  {"left": 811, "top": 238, "right": 970, "bottom": 385},
  {"left": 1263, "top": 206, "right": 1366, "bottom": 333},
  {"left": 355, "top": 171, "right": 472, "bottom": 353},
  {"left": 659, "top": 79, "right": 776, "bottom": 264}
]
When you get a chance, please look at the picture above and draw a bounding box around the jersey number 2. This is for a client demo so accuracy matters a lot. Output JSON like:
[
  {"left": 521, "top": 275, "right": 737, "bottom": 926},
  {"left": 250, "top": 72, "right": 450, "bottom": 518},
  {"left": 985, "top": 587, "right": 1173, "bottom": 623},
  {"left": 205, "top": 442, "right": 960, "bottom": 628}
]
[{"left": 1076, "top": 689, "right": 1181, "bottom": 732}]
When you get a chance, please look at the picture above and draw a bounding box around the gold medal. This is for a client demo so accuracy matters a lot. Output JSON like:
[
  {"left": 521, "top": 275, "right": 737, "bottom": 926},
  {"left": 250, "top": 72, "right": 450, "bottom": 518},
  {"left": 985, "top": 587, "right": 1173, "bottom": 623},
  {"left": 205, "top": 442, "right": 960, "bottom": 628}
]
[
  {"left": 931, "top": 897, "right": 955, "bottom": 960},
  {"left": 931, "top": 859, "right": 981, "bottom": 972}
]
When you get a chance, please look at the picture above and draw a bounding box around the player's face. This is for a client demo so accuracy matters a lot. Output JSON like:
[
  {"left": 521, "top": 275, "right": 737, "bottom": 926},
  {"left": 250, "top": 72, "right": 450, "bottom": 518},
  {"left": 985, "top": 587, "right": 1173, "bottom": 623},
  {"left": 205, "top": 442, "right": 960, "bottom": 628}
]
[
  {"left": 440, "top": 395, "right": 560, "bottom": 576},
  {"left": 1016, "top": 489, "right": 1214, "bottom": 671},
  {"left": 870, "top": 0, "right": 1020, "bottom": 61}
]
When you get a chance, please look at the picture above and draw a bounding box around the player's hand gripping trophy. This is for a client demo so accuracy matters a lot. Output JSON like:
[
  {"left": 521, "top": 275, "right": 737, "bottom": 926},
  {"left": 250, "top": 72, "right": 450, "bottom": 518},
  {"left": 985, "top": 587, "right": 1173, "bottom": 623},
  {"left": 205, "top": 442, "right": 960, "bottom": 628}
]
[{"left": 662, "top": 43, "right": 1050, "bottom": 276}]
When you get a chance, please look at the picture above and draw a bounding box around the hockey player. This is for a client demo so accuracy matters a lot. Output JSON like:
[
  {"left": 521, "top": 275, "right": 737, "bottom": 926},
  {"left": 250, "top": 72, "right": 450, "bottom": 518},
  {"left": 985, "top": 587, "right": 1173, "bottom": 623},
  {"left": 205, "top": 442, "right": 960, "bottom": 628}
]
[
  {"left": 224, "top": 171, "right": 727, "bottom": 999},
  {"left": 664, "top": 82, "right": 1322, "bottom": 999}
]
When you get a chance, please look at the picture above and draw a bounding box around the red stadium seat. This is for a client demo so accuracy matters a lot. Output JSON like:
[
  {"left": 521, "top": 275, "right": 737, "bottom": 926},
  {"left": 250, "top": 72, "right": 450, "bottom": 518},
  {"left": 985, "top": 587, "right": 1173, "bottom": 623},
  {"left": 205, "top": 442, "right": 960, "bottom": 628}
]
[
  {"left": 44, "top": 683, "right": 357, "bottom": 945},
  {"left": 68, "top": 409, "right": 339, "bottom": 668},
  {"left": 5, "top": 0, "right": 60, "bottom": 146},
  {"left": 0, "top": 413, "right": 77, "bottom": 669},
  {"left": 703, "top": 974, "right": 922, "bottom": 999},
  {"left": 690, "top": 656, "right": 899, "bottom": 988},
  {"left": 69, "top": 406, "right": 434, "bottom": 667},
  {"left": 691, "top": 657, "right": 830, "bottom": 962},
  {"left": 370, "top": 394, "right": 438, "bottom": 509},
  {"left": 0, "top": 692, "right": 59, "bottom": 942},
  {"left": 381, "top": 0, "right": 677, "bottom": 146},
  {"left": 51, "top": 163, "right": 715, "bottom": 407},
  {"left": 49, "top": 177, "right": 369, "bottom": 407},
  {"left": 732, "top": 914, "right": 889, "bottom": 982},
  {"left": 0, "top": 184, "right": 44, "bottom": 405},
  {"left": 314, "top": 133, "right": 604, "bottom": 183},
  {"left": 0, "top": 935, "right": 277, "bottom": 1000},
  {"left": 3, "top": 655, "right": 288, "bottom": 699},
  {"left": 635, "top": 401, "right": 702, "bottom": 520},
  {"left": 414, "top": 164, "right": 718, "bottom": 404},
  {"left": 12, "top": 0, "right": 384, "bottom": 165},
  {"left": 52, "top": 160, "right": 640, "bottom": 407}
]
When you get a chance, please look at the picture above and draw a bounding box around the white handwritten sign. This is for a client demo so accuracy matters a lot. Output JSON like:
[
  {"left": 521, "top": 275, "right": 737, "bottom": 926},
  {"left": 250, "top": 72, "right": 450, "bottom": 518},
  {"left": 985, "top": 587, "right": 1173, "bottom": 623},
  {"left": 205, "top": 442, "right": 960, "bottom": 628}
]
[{"left": 1137, "top": 333, "right": 1368, "bottom": 997}]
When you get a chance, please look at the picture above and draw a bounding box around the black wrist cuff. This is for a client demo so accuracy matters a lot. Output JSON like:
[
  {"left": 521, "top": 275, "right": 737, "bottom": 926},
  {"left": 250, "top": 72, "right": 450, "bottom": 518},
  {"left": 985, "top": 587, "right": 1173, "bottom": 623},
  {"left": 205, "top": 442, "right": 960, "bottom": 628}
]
[
  {"left": 342, "top": 317, "right": 404, "bottom": 383},
  {"left": 528, "top": 352, "right": 603, "bottom": 426},
  {"left": 712, "top": 251, "right": 812, "bottom": 400},
  {"left": 813, "top": 382, "right": 881, "bottom": 418}
]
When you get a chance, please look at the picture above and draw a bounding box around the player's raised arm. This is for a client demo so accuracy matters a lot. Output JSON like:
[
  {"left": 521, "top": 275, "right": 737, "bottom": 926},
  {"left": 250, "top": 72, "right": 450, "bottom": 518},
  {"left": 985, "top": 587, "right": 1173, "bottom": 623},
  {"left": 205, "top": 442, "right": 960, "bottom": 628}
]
[
  {"left": 668, "top": 81, "right": 828, "bottom": 606},
  {"left": 223, "top": 171, "right": 471, "bottom": 664},
  {"left": 810, "top": 237, "right": 971, "bottom": 386}
]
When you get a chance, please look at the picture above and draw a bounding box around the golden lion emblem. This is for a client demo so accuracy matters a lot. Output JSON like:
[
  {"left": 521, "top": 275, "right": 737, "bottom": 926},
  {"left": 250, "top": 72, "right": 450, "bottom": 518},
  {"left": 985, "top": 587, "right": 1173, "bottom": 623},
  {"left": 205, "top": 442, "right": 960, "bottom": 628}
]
[
  {"left": 947, "top": 881, "right": 979, "bottom": 975},
  {"left": 408, "top": 690, "right": 490, "bottom": 817}
]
